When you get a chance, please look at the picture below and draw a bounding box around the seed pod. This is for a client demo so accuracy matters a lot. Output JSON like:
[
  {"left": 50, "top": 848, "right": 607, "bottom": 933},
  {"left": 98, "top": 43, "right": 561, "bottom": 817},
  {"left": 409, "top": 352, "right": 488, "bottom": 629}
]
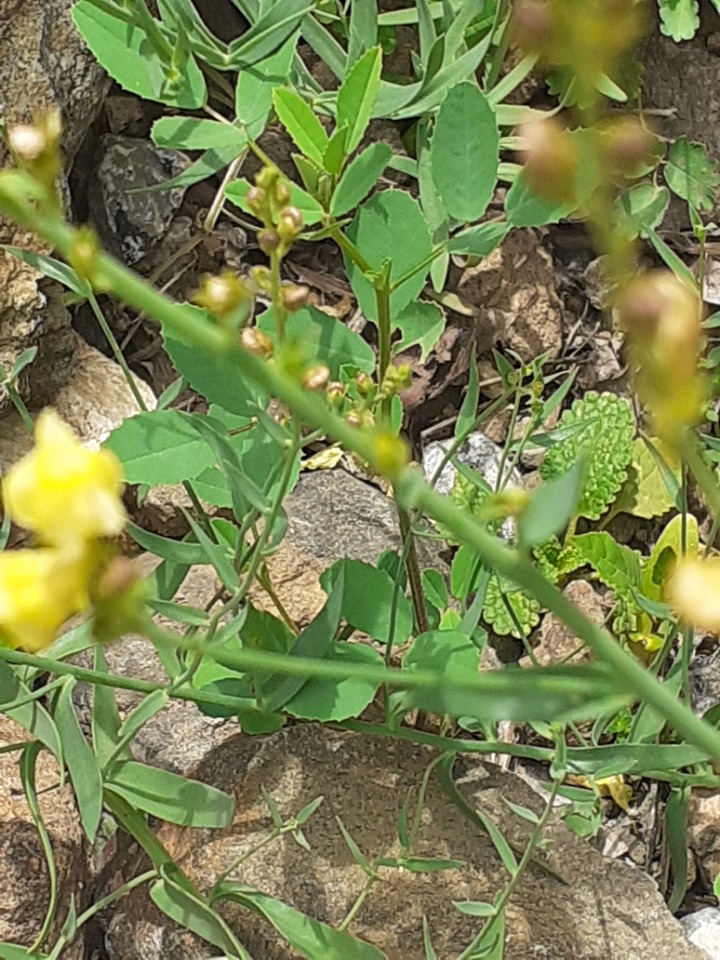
[
  {"left": 282, "top": 284, "right": 309, "bottom": 312},
  {"left": 258, "top": 229, "right": 280, "bottom": 255},
  {"left": 240, "top": 326, "right": 274, "bottom": 357},
  {"left": 302, "top": 364, "right": 330, "bottom": 392}
]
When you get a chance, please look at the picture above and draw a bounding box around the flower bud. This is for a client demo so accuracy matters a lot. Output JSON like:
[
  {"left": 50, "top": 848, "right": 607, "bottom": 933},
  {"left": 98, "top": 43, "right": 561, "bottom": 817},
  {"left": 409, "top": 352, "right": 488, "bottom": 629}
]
[
  {"left": 245, "top": 186, "right": 266, "bottom": 217},
  {"left": 326, "top": 380, "right": 346, "bottom": 406},
  {"left": 7, "top": 110, "right": 62, "bottom": 189},
  {"left": 258, "top": 229, "right": 280, "bottom": 255},
  {"left": 277, "top": 205, "right": 304, "bottom": 242},
  {"left": 193, "top": 270, "right": 250, "bottom": 318},
  {"left": 256, "top": 165, "right": 280, "bottom": 191},
  {"left": 274, "top": 181, "right": 291, "bottom": 205},
  {"left": 68, "top": 227, "right": 102, "bottom": 286},
  {"left": 250, "top": 265, "right": 272, "bottom": 291},
  {"left": 520, "top": 120, "right": 578, "bottom": 204},
  {"left": 240, "top": 326, "right": 274, "bottom": 357},
  {"left": 383, "top": 363, "right": 412, "bottom": 393},
  {"left": 302, "top": 364, "right": 330, "bottom": 392},
  {"left": 346, "top": 409, "right": 374, "bottom": 428},
  {"left": 281, "top": 284, "right": 309, "bottom": 313},
  {"left": 355, "top": 371, "right": 374, "bottom": 397}
]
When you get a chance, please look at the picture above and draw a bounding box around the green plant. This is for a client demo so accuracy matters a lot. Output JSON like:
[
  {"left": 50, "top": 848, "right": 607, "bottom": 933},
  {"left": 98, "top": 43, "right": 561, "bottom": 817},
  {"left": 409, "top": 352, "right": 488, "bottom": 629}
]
[{"left": 2, "top": 1, "right": 720, "bottom": 957}]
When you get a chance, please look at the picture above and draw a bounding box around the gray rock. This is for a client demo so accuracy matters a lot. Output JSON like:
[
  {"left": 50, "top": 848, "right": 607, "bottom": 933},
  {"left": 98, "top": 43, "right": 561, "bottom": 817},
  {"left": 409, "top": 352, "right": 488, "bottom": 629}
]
[
  {"left": 88, "top": 136, "right": 190, "bottom": 264},
  {"left": 681, "top": 907, "right": 720, "bottom": 959},
  {"left": 422, "top": 431, "right": 522, "bottom": 497},
  {"left": 102, "top": 725, "right": 706, "bottom": 960},
  {"left": 0, "top": 0, "right": 109, "bottom": 414}
]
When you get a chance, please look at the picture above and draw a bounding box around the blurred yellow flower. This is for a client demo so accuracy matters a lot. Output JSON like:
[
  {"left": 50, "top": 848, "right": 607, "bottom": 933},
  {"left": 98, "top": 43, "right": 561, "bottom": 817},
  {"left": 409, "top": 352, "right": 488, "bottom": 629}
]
[
  {"left": 3, "top": 410, "right": 126, "bottom": 545},
  {"left": 667, "top": 557, "right": 720, "bottom": 633},
  {"left": 0, "top": 545, "right": 93, "bottom": 651}
]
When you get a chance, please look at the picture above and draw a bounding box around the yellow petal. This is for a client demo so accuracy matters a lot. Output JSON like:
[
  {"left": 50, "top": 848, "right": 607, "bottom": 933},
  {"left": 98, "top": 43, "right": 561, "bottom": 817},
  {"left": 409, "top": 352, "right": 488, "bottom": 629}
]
[
  {"left": 3, "top": 410, "right": 126, "bottom": 545},
  {"left": 0, "top": 545, "right": 93, "bottom": 651},
  {"left": 667, "top": 557, "right": 720, "bottom": 633}
]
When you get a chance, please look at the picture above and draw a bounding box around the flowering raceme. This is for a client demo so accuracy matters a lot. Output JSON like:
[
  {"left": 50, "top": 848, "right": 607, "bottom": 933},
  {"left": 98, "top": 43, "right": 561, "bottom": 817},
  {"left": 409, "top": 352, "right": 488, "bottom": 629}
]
[{"left": 0, "top": 410, "right": 127, "bottom": 650}]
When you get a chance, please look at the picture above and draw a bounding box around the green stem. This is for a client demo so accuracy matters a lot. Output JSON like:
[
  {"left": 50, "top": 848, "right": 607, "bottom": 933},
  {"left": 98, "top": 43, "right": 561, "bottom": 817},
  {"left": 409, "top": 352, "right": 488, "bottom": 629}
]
[{"left": 3, "top": 173, "right": 720, "bottom": 760}]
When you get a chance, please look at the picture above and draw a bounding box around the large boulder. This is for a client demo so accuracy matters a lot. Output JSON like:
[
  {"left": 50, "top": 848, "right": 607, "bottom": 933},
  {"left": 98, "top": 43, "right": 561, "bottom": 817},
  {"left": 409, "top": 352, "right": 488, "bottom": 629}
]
[{"left": 101, "top": 725, "right": 705, "bottom": 960}]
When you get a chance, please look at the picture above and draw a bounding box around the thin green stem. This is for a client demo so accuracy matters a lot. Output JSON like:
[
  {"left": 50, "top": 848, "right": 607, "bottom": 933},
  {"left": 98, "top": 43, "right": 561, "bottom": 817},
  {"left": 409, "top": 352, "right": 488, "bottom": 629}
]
[{"left": 88, "top": 291, "right": 148, "bottom": 411}]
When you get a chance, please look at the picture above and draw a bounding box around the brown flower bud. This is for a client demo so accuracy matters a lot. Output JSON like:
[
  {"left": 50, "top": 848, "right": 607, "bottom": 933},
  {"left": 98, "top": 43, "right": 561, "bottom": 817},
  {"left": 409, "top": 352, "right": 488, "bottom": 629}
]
[
  {"left": 277, "top": 205, "right": 304, "bottom": 242},
  {"left": 302, "top": 364, "right": 331, "bottom": 392},
  {"left": 245, "top": 186, "right": 266, "bottom": 216},
  {"left": 258, "top": 229, "right": 280, "bottom": 255},
  {"left": 240, "top": 326, "right": 274, "bottom": 357},
  {"left": 281, "top": 284, "right": 309, "bottom": 313}
]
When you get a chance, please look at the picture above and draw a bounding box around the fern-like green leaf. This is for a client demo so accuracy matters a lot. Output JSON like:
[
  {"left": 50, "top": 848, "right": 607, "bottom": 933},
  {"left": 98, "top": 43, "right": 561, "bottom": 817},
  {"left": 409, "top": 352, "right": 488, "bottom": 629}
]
[
  {"left": 540, "top": 392, "right": 634, "bottom": 520},
  {"left": 483, "top": 574, "right": 540, "bottom": 638}
]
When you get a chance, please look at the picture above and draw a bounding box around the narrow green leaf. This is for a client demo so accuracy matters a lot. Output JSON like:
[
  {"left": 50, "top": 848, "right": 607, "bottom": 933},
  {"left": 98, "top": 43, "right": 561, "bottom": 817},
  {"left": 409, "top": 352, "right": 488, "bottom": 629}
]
[
  {"left": 92, "top": 646, "right": 125, "bottom": 768},
  {"left": 456, "top": 349, "right": 479, "bottom": 438},
  {"left": 54, "top": 680, "right": 103, "bottom": 841},
  {"left": 225, "top": 0, "right": 311, "bottom": 68},
  {"left": 150, "top": 872, "right": 251, "bottom": 959},
  {"left": 337, "top": 46, "right": 383, "bottom": 153},
  {"left": 0, "top": 246, "right": 89, "bottom": 296},
  {"left": 273, "top": 88, "right": 328, "bottom": 165},
  {"left": 215, "top": 883, "right": 387, "bottom": 959},
  {"left": 126, "top": 522, "right": 209, "bottom": 564},
  {"left": 665, "top": 786, "right": 690, "bottom": 912},
  {"left": 348, "top": 0, "right": 378, "bottom": 63},
  {"left": 0, "top": 661, "right": 60, "bottom": 757},
  {"left": 431, "top": 83, "right": 499, "bottom": 221},
  {"left": 151, "top": 117, "right": 247, "bottom": 152},
  {"left": 446, "top": 222, "right": 510, "bottom": 258},
  {"left": 323, "top": 123, "right": 349, "bottom": 176},
  {"left": 109, "top": 761, "right": 235, "bottom": 827}
]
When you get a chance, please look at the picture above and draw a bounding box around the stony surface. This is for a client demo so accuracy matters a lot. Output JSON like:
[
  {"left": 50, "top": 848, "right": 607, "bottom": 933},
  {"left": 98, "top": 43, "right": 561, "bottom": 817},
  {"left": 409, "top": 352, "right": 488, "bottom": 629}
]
[
  {"left": 0, "top": 715, "right": 87, "bottom": 960},
  {"left": 0, "top": 0, "right": 109, "bottom": 414},
  {"left": 457, "top": 228, "right": 564, "bottom": 360},
  {"left": 688, "top": 788, "right": 720, "bottom": 888},
  {"left": 0, "top": 335, "right": 155, "bottom": 470},
  {"left": 531, "top": 580, "right": 609, "bottom": 666},
  {"left": 681, "top": 907, "right": 720, "bottom": 960},
  {"left": 102, "top": 725, "right": 705, "bottom": 960},
  {"left": 87, "top": 135, "right": 189, "bottom": 265}
]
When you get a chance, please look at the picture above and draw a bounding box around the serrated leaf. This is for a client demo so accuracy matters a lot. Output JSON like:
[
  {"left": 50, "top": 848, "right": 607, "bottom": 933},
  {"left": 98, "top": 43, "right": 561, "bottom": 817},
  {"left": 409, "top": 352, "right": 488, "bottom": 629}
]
[
  {"left": 431, "top": 82, "right": 499, "bottom": 222},
  {"left": 658, "top": 0, "right": 700, "bottom": 41},
  {"left": 540, "top": 392, "right": 634, "bottom": 520},
  {"left": 665, "top": 137, "right": 720, "bottom": 210},
  {"left": 273, "top": 88, "right": 329, "bottom": 165},
  {"left": 612, "top": 437, "right": 681, "bottom": 519},
  {"left": 572, "top": 532, "right": 642, "bottom": 596},
  {"left": 336, "top": 46, "right": 382, "bottom": 154}
]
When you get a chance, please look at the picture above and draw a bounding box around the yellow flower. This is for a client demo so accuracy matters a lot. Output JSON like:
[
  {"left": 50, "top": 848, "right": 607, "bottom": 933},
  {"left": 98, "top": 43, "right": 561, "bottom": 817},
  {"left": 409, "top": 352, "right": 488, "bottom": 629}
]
[
  {"left": 667, "top": 557, "right": 720, "bottom": 633},
  {"left": 0, "top": 545, "right": 94, "bottom": 651},
  {"left": 3, "top": 410, "right": 126, "bottom": 545}
]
